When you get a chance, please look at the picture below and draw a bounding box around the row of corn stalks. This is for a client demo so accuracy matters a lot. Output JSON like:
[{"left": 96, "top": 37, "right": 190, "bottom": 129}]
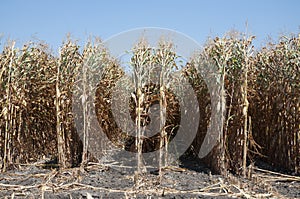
[{"left": 0, "top": 33, "right": 299, "bottom": 176}]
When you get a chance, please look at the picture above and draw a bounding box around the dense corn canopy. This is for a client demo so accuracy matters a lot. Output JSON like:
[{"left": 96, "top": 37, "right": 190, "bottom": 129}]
[{"left": 0, "top": 33, "right": 299, "bottom": 175}]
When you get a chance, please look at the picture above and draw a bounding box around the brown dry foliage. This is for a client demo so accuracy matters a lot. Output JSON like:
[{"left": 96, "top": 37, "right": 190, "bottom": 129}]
[{"left": 0, "top": 33, "right": 299, "bottom": 175}]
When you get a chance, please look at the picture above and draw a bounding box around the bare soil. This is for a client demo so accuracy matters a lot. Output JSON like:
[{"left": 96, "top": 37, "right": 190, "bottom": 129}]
[{"left": 0, "top": 158, "right": 299, "bottom": 198}]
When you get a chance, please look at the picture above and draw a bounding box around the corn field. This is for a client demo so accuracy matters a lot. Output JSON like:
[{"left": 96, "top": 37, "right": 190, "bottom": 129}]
[{"left": 0, "top": 32, "right": 299, "bottom": 177}]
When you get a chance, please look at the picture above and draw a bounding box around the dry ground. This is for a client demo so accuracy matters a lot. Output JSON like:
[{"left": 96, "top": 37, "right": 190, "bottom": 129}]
[{"left": 0, "top": 158, "right": 299, "bottom": 199}]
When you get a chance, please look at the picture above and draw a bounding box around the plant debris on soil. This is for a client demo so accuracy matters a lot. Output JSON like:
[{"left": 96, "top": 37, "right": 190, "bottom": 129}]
[{"left": 0, "top": 158, "right": 299, "bottom": 199}]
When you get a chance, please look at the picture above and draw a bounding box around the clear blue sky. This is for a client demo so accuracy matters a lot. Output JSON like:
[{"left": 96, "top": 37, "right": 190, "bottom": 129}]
[{"left": 1, "top": 0, "right": 299, "bottom": 52}]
